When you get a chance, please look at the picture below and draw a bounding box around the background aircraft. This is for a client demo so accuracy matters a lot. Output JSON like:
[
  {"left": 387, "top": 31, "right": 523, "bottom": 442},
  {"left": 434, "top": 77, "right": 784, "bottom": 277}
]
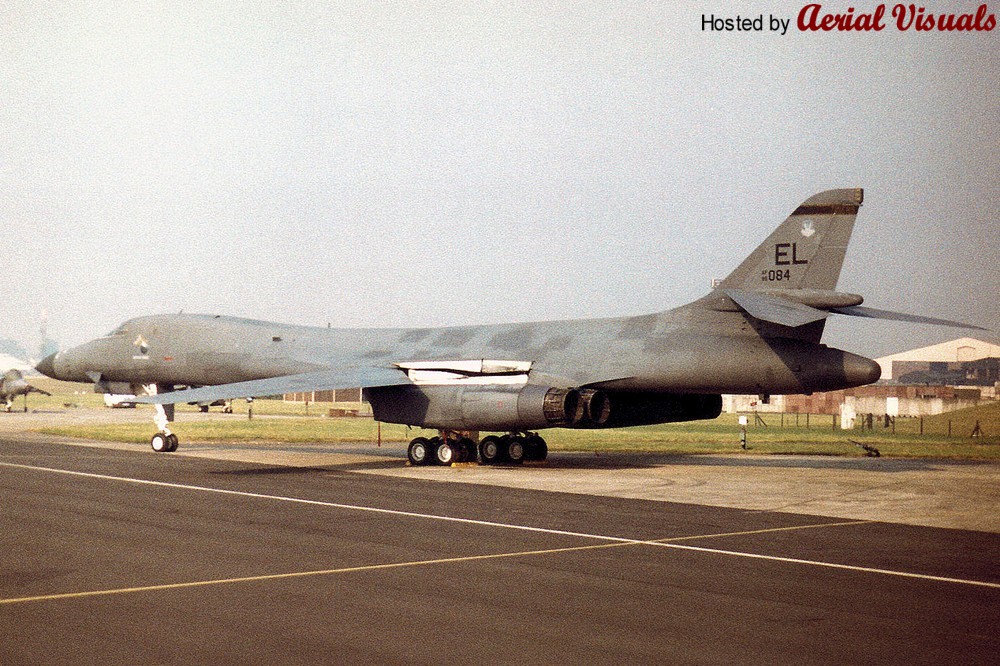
[
  {"left": 1, "top": 369, "right": 51, "bottom": 412},
  {"left": 36, "top": 189, "right": 981, "bottom": 463}
]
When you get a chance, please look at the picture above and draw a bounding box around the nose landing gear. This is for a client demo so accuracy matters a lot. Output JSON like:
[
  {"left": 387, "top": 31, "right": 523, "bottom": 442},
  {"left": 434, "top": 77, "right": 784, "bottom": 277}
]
[
  {"left": 146, "top": 384, "right": 179, "bottom": 453},
  {"left": 151, "top": 431, "right": 179, "bottom": 453}
]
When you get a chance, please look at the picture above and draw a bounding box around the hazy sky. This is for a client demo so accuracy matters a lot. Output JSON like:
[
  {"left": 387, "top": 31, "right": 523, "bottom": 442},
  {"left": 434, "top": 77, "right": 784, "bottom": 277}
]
[{"left": 2, "top": 2, "right": 997, "bottom": 361}]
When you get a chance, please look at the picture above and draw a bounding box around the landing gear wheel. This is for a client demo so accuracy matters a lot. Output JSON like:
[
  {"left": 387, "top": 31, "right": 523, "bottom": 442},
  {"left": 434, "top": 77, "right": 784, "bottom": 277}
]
[
  {"left": 523, "top": 434, "right": 547, "bottom": 461},
  {"left": 460, "top": 437, "right": 477, "bottom": 463},
  {"left": 166, "top": 434, "right": 179, "bottom": 452},
  {"left": 407, "top": 437, "right": 432, "bottom": 466},
  {"left": 449, "top": 438, "right": 472, "bottom": 464},
  {"left": 536, "top": 440, "right": 547, "bottom": 461},
  {"left": 435, "top": 440, "right": 458, "bottom": 465},
  {"left": 479, "top": 435, "right": 503, "bottom": 465},
  {"left": 151, "top": 433, "right": 169, "bottom": 452},
  {"left": 506, "top": 435, "right": 525, "bottom": 464}
]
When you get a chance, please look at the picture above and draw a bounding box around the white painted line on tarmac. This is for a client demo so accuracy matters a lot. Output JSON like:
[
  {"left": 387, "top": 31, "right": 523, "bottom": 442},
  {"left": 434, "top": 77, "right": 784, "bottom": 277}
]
[
  {"left": 4, "top": 461, "right": 999, "bottom": 594},
  {"left": 0, "top": 461, "right": 647, "bottom": 544}
]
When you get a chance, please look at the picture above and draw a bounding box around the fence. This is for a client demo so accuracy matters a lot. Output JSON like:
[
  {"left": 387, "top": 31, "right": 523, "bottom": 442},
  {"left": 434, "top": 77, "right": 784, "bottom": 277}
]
[{"left": 744, "top": 411, "right": 993, "bottom": 439}]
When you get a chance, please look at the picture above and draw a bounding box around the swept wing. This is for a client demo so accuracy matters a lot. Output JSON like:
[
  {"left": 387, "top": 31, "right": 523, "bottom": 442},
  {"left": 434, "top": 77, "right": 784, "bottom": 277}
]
[{"left": 136, "top": 365, "right": 410, "bottom": 405}]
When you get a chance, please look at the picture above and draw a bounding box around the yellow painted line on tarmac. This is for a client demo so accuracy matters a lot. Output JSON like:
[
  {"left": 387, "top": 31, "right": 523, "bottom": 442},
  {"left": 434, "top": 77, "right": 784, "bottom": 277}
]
[
  {"left": 654, "top": 519, "right": 874, "bottom": 543},
  {"left": 6, "top": 517, "right": 998, "bottom": 606},
  {"left": 0, "top": 521, "right": 876, "bottom": 606},
  {"left": 4, "top": 461, "right": 1000, "bottom": 596},
  {"left": 0, "top": 542, "right": 628, "bottom": 606}
]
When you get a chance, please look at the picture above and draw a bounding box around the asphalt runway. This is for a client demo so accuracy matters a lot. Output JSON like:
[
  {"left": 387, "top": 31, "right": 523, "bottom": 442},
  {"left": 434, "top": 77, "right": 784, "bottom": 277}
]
[{"left": 2, "top": 432, "right": 999, "bottom": 665}]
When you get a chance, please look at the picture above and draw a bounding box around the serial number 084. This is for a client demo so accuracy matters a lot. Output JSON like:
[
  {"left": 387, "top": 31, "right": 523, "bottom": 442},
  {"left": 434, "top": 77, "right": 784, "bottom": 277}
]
[{"left": 761, "top": 269, "right": 792, "bottom": 282}]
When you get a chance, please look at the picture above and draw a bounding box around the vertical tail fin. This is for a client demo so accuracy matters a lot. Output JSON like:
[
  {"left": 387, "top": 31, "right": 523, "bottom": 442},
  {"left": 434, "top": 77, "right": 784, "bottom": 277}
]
[
  {"left": 718, "top": 188, "right": 863, "bottom": 291},
  {"left": 702, "top": 189, "right": 980, "bottom": 343}
]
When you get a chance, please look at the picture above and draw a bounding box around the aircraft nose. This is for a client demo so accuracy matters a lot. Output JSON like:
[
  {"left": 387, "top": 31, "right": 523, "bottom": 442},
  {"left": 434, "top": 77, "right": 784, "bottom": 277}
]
[{"left": 35, "top": 352, "right": 58, "bottom": 379}]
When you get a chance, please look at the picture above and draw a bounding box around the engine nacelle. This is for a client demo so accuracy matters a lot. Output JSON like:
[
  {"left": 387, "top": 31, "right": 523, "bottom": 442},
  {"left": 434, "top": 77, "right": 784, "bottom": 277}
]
[
  {"left": 586, "top": 391, "right": 722, "bottom": 428},
  {"left": 364, "top": 384, "right": 721, "bottom": 431},
  {"left": 365, "top": 384, "right": 579, "bottom": 431}
]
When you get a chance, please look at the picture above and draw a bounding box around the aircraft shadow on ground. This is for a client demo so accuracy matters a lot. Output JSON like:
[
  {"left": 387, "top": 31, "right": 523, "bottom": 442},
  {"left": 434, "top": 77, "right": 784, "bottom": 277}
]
[
  {"left": 511, "top": 452, "right": 939, "bottom": 473},
  {"left": 208, "top": 459, "right": 404, "bottom": 476},
  {"left": 626, "top": 453, "right": 941, "bottom": 473}
]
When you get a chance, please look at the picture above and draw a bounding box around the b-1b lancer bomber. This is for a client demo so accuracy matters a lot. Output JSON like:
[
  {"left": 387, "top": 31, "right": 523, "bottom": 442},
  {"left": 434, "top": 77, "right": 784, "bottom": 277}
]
[{"left": 36, "top": 189, "right": 981, "bottom": 463}]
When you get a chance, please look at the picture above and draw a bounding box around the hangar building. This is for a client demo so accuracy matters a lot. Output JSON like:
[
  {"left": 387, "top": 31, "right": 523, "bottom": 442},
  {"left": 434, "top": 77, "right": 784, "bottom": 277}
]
[{"left": 875, "top": 337, "right": 1000, "bottom": 382}]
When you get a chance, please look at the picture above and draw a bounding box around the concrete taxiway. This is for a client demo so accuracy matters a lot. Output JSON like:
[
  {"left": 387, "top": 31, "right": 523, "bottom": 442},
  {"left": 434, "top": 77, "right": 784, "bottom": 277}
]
[
  {"left": 8, "top": 409, "right": 998, "bottom": 533},
  {"left": 1, "top": 410, "right": 999, "bottom": 664}
]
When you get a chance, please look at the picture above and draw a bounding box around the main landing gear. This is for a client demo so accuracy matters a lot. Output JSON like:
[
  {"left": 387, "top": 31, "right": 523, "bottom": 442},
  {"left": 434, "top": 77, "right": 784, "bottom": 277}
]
[
  {"left": 407, "top": 435, "right": 477, "bottom": 466},
  {"left": 407, "top": 432, "right": 548, "bottom": 466}
]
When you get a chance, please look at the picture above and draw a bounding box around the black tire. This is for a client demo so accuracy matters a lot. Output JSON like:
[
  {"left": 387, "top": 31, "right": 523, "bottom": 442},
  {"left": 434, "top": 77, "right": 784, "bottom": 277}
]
[
  {"left": 407, "top": 437, "right": 432, "bottom": 465},
  {"left": 151, "top": 433, "right": 169, "bottom": 452},
  {"left": 462, "top": 438, "right": 478, "bottom": 463},
  {"left": 166, "top": 434, "right": 179, "bottom": 452},
  {"left": 534, "top": 439, "right": 548, "bottom": 461},
  {"left": 506, "top": 436, "right": 525, "bottom": 464},
  {"left": 452, "top": 438, "right": 474, "bottom": 463},
  {"left": 479, "top": 435, "right": 503, "bottom": 464},
  {"left": 523, "top": 434, "right": 547, "bottom": 461},
  {"left": 435, "top": 440, "right": 457, "bottom": 465}
]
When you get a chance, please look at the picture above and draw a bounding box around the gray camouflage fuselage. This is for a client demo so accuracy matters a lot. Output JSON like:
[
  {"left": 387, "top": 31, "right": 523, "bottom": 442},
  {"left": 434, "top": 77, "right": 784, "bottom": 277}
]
[
  {"left": 43, "top": 187, "right": 979, "bottom": 435},
  {"left": 41, "top": 306, "right": 877, "bottom": 398}
]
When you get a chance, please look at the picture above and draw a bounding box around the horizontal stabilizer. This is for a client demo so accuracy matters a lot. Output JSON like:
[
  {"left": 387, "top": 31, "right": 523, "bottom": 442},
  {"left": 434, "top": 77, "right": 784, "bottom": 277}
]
[
  {"left": 724, "top": 289, "right": 830, "bottom": 327},
  {"left": 830, "top": 306, "right": 988, "bottom": 330},
  {"left": 135, "top": 366, "right": 411, "bottom": 405}
]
